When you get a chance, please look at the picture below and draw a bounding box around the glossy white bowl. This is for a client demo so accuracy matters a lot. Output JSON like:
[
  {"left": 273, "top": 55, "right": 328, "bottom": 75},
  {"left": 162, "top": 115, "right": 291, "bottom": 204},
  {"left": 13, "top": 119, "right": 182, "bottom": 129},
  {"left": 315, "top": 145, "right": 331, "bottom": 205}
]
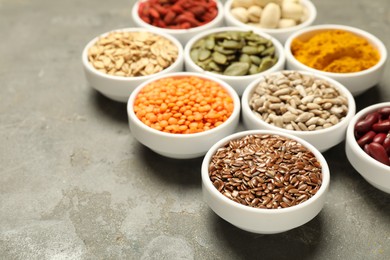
[
  {"left": 184, "top": 26, "right": 285, "bottom": 96},
  {"left": 345, "top": 102, "right": 390, "bottom": 194},
  {"left": 82, "top": 28, "right": 184, "bottom": 102},
  {"left": 285, "top": 24, "right": 388, "bottom": 96},
  {"left": 224, "top": 0, "right": 317, "bottom": 44},
  {"left": 201, "top": 130, "right": 330, "bottom": 234},
  {"left": 131, "top": 0, "right": 224, "bottom": 45},
  {"left": 241, "top": 70, "right": 356, "bottom": 152},
  {"left": 127, "top": 72, "right": 241, "bottom": 159}
]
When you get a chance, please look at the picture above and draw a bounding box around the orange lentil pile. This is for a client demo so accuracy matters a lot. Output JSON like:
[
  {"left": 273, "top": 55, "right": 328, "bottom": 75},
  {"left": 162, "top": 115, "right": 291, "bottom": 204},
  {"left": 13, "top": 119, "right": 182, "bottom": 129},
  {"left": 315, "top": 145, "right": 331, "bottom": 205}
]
[{"left": 134, "top": 76, "right": 234, "bottom": 134}]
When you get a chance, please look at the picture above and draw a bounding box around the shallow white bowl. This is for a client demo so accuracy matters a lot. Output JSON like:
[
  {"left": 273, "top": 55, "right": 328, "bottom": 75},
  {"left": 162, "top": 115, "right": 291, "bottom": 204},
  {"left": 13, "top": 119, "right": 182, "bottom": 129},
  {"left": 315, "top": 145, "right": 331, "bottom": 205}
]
[
  {"left": 131, "top": 0, "right": 224, "bottom": 45},
  {"left": 284, "top": 24, "right": 388, "bottom": 96},
  {"left": 224, "top": 0, "right": 317, "bottom": 44},
  {"left": 201, "top": 130, "right": 330, "bottom": 234},
  {"left": 345, "top": 102, "right": 390, "bottom": 194},
  {"left": 127, "top": 72, "right": 241, "bottom": 159},
  {"left": 241, "top": 70, "right": 356, "bottom": 152},
  {"left": 82, "top": 28, "right": 184, "bottom": 103},
  {"left": 184, "top": 26, "right": 285, "bottom": 96}
]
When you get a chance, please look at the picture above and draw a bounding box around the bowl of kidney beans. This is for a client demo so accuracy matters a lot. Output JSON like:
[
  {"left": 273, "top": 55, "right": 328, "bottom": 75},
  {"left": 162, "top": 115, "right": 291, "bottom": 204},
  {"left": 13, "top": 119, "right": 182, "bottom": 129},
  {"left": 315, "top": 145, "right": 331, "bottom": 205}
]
[
  {"left": 131, "top": 0, "right": 224, "bottom": 45},
  {"left": 345, "top": 102, "right": 390, "bottom": 194}
]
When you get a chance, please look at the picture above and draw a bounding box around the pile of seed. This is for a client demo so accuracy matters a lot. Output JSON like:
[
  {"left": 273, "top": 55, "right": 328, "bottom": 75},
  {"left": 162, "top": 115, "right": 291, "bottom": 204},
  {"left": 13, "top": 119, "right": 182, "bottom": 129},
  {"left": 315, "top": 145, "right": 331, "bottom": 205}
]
[
  {"left": 88, "top": 31, "right": 178, "bottom": 77},
  {"left": 190, "top": 31, "right": 277, "bottom": 76},
  {"left": 209, "top": 134, "right": 322, "bottom": 209},
  {"left": 249, "top": 71, "right": 349, "bottom": 131}
]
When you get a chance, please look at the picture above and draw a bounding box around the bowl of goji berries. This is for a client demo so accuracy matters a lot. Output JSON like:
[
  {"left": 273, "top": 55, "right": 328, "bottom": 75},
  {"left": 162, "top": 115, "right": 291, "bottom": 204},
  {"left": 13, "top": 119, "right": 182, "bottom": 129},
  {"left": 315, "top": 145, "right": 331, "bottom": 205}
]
[
  {"left": 82, "top": 27, "right": 184, "bottom": 102},
  {"left": 127, "top": 72, "right": 241, "bottom": 159},
  {"left": 345, "top": 102, "right": 390, "bottom": 194},
  {"left": 131, "top": 0, "right": 224, "bottom": 45}
]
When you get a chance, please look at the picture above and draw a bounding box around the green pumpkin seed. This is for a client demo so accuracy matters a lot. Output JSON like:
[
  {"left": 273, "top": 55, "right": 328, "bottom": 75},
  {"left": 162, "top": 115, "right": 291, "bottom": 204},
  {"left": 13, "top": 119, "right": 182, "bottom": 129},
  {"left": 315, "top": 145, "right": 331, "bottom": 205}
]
[
  {"left": 249, "top": 64, "right": 259, "bottom": 75},
  {"left": 213, "top": 45, "right": 236, "bottom": 55},
  {"left": 224, "top": 62, "right": 249, "bottom": 76},
  {"left": 239, "top": 54, "right": 251, "bottom": 64},
  {"left": 257, "top": 45, "right": 266, "bottom": 53},
  {"left": 208, "top": 61, "right": 222, "bottom": 72},
  {"left": 205, "top": 37, "right": 215, "bottom": 50},
  {"left": 199, "top": 49, "right": 211, "bottom": 61},
  {"left": 190, "top": 49, "right": 200, "bottom": 61},
  {"left": 261, "top": 46, "right": 275, "bottom": 57},
  {"left": 221, "top": 40, "right": 243, "bottom": 49},
  {"left": 250, "top": 55, "right": 262, "bottom": 65},
  {"left": 242, "top": 46, "right": 259, "bottom": 55},
  {"left": 212, "top": 52, "right": 227, "bottom": 65},
  {"left": 258, "top": 57, "right": 275, "bottom": 72}
]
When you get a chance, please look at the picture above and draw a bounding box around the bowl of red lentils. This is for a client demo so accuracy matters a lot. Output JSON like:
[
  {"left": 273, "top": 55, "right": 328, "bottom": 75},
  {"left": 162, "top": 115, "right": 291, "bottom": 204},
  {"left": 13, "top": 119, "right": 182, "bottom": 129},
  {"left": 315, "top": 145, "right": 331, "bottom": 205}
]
[
  {"left": 184, "top": 27, "right": 285, "bottom": 96},
  {"left": 131, "top": 0, "right": 224, "bottom": 45},
  {"left": 81, "top": 28, "right": 184, "bottom": 102},
  {"left": 284, "top": 24, "right": 388, "bottom": 96},
  {"left": 241, "top": 70, "right": 356, "bottom": 152},
  {"left": 224, "top": 0, "right": 317, "bottom": 44},
  {"left": 201, "top": 129, "right": 330, "bottom": 234},
  {"left": 345, "top": 102, "right": 390, "bottom": 194},
  {"left": 127, "top": 72, "right": 241, "bottom": 159}
]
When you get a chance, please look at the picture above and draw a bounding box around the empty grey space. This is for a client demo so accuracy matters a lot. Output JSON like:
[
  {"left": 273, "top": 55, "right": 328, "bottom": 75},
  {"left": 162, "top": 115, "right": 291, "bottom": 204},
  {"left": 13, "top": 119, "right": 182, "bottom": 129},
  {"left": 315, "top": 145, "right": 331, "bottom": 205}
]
[{"left": 1, "top": 0, "right": 389, "bottom": 259}]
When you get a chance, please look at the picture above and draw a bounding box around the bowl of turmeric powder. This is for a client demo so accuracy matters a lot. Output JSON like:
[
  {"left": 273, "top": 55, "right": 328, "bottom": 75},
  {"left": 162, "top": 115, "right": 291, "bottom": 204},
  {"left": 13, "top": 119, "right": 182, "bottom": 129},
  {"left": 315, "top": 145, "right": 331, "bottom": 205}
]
[
  {"left": 284, "top": 24, "right": 387, "bottom": 96},
  {"left": 127, "top": 72, "right": 241, "bottom": 159}
]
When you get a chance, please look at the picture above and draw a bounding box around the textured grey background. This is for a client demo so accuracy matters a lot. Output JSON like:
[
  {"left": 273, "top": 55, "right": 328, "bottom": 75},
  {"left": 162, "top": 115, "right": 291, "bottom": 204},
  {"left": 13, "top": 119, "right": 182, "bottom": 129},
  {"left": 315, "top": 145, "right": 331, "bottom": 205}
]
[{"left": 1, "top": 0, "right": 389, "bottom": 259}]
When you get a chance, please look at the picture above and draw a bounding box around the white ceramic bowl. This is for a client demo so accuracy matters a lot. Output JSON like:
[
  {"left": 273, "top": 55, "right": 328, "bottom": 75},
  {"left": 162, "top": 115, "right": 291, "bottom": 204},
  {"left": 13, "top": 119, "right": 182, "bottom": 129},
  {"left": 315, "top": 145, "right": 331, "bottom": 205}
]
[
  {"left": 285, "top": 24, "right": 388, "bottom": 96},
  {"left": 127, "top": 72, "right": 241, "bottom": 159},
  {"left": 224, "top": 0, "right": 317, "bottom": 44},
  {"left": 345, "top": 102, "right": 390, "bottom": 194},
  {"left": 184, "top": 27, "right": 285, "bottom": 96},
  {"left": 241, "top": 70, "right": 356, "bottom": 152},
  {"left": 201, "top": 130, "right": 330, "bottom": 234},
  {"left": 131, "top": 0, "right": 224, "bottom": 45},
  {"left": 82, "top": 28, "right": 184, "bottom": 103}
]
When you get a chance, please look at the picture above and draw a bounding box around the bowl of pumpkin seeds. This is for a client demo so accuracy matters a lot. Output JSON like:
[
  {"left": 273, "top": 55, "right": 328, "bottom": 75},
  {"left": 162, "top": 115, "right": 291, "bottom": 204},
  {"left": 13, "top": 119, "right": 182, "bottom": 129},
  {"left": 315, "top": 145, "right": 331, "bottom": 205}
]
[{"left": 184, "top": 27, "right": 285, "bottom": 96}]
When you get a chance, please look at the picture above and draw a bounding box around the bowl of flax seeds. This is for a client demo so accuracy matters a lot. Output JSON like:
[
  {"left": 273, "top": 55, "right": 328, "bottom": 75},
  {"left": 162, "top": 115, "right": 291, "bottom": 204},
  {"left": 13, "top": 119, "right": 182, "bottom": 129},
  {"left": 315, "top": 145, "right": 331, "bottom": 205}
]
[{"left": 201, "top": 129, "right": 330, "bottom": 234}]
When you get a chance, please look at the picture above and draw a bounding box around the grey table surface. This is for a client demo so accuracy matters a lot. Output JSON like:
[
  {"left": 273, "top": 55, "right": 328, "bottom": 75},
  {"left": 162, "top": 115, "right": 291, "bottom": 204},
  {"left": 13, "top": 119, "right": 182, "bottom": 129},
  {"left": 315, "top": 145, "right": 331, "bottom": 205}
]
[{"left": 1, "top": 0, "right": 390, "bottom": 259}]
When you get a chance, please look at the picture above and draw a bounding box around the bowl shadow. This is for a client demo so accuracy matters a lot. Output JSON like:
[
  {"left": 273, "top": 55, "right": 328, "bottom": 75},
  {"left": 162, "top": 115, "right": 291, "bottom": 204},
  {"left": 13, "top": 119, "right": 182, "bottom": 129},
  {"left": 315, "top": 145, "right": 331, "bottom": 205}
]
[
  {"left": 90, "top": 89, "right": 128, "bottom": 125},
  {"left": 208, "top": 208, "right": 325, "bottom": 260}
]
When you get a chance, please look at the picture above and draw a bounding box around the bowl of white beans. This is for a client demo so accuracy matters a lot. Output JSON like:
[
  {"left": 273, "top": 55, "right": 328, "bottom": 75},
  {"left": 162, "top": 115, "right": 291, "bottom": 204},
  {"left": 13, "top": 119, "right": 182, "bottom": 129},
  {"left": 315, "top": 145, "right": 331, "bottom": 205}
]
[{"left": 224, "top": 0, "right": 317, "bottom": 43}]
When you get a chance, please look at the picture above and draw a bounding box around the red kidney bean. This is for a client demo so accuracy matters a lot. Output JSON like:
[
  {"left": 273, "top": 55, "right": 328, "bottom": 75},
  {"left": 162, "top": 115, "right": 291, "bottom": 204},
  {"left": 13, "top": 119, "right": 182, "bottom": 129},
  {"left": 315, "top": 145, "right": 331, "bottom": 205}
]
[
  {"left": 383, "top": 136, "right": 390, "bottom": 155},
  {"left": 138, "top": 0, "right": 218, "bottom": 29},
  {"left": 366, "top": 143, "right": 390, "bottom": 166},
  {"left": 378, "top": 107, "right": 390, "bottom": 117},
  {"left": 355, "top": 112, "right": 380, "bottom": 133},
  {"left": 354, "top": 106, "right": 390, "bottom": 166},
  {"left": 357, "top": 131, "right": 376, "bottom": 147},
  {"left": 372, "top": 119, "right": 390, "bottom": 132},
  {"left": 373, "top": 133, "right": 387, "bottom": 144}
]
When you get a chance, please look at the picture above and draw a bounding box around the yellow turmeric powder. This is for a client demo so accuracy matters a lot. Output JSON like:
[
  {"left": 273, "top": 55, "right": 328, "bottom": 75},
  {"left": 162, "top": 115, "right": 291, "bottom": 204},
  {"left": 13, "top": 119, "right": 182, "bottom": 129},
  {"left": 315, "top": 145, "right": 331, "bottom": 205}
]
[{"left": 291, "top": 30, "right": 380, "bottom": 73}]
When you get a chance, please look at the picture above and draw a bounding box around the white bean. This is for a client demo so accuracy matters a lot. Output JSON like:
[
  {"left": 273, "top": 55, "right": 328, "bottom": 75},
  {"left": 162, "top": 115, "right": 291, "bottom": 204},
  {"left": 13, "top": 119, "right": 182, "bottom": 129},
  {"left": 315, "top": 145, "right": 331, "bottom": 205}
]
[
  {"left": 282, "top": 2, "right": 304, "bottom": 21},
  {"left": 260, "top": 3, "right": 281, "bottom": 28},
  {"left": 232, "top": 0, "right": 256, "bottom": 8},
  {"left": 230, "top": 7, "right": 250, "bottom": 23}
]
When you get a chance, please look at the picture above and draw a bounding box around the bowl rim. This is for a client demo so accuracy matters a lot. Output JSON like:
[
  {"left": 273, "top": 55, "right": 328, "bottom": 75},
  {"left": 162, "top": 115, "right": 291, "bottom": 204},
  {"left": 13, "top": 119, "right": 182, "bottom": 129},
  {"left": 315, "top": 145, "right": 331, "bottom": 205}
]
[
  {"left": 224, "top": 0, "right": 317, "bottom": 35},
  {"left": 183, "top": 26, "right": 286, "bottom": 80},
  {"left": 131, "top": 0, "right": 224, "bottom": 34},
  {"left": 241, "top": 70, "right": 356, "bottom": 136},
  {"left": 127, "top": 71, "right": 241, "bottom": 139},
  {"left": 346, "top": 101, "right": 390, "bottom": 171},
  {"left": 284, "top": 24, "right": 388, "bottom": 77},
  {"left": 201, "top": 129, "right": 330, "bottom": 214},
  {"left": 81, "top": 27, "right": 184, "bottom": 81}
]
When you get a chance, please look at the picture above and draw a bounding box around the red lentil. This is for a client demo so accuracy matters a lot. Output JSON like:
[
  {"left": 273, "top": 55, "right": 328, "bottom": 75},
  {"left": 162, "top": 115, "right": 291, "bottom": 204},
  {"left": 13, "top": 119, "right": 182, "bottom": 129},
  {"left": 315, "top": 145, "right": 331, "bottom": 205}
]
[
  {"left": 134, "top": 76, "right": 234, "bottom": 134},
  {"left": 138, "top": 0, "right": 218, "bottom": 29}
]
